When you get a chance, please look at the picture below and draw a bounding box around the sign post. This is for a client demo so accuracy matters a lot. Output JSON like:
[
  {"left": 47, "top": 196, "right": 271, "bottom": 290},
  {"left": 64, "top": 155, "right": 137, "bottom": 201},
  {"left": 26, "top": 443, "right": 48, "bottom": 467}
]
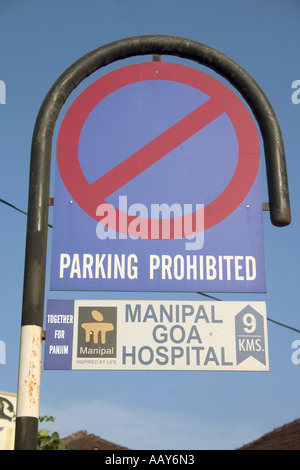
[{"left": 15, "top": 36, "right": 291, "bottom": 449}]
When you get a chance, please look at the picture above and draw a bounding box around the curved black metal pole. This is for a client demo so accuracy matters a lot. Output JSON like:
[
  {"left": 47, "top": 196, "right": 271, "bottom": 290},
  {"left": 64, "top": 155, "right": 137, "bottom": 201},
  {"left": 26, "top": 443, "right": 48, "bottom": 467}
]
[{"left": 15, "top": 35, "right": 291, "bottom": 449}]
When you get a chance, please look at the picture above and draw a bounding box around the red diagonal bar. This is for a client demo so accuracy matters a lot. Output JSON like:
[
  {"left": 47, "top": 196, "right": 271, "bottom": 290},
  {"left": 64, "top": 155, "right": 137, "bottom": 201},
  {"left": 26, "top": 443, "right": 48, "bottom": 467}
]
[{"left": 91, "top": 98, "right": 223, "bottom": 198}]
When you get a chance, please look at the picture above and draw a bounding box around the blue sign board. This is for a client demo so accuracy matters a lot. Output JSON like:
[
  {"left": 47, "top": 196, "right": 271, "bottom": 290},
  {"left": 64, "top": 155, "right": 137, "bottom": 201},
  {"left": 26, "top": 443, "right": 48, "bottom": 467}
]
[{"left": 50, "top": 62, "right": 265, "bottom": 292}]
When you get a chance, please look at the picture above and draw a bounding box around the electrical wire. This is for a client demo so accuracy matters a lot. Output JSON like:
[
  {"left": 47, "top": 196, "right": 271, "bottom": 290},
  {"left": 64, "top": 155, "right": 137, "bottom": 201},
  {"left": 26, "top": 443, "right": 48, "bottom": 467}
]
[
  {"left": 0, "top": 198, "right": 28, "bottom": 217},
  {"left": 197, "top": 292, "right": 300, "bottom": 334},
  {"left": 1, "top": 197, "right": 299, "bottom": 335},
  {"left": 0, "top": 198, "right": 53, "bottom": 228}
]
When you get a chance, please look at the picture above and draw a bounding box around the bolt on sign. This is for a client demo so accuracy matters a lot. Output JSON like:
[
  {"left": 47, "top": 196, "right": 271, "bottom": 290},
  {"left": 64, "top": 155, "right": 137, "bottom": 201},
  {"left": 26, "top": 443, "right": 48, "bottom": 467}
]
[
  {"left": 50, "top": 61, "right": 265, "bottom": 293},
  {"left": 44, "top": 300, "right": 269, "bottom": 372}
]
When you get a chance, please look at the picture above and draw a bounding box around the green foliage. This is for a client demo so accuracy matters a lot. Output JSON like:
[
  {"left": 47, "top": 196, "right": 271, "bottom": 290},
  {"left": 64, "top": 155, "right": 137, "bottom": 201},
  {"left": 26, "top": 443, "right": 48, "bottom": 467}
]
[{"left": 38, "top": 416, "right": 74, "bottom": 450}]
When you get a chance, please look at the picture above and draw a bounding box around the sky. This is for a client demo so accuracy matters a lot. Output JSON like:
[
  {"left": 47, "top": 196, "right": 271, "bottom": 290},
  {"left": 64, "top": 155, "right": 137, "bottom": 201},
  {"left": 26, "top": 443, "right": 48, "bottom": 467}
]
[{"left": 0, "top": 0, "right": 300, "bottom": 451}]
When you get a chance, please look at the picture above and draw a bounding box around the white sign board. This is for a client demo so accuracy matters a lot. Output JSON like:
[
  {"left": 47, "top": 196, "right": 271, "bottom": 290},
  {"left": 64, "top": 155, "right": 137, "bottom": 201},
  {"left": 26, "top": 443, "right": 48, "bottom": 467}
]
[{"left": 45, "top": 300, "right": 269, "bottom": 372}]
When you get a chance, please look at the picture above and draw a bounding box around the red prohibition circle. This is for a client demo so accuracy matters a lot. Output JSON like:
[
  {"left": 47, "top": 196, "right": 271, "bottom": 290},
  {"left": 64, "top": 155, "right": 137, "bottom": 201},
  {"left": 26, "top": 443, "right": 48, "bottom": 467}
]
[{"left": 56, "top": 61, "right": 260, "bottom": 238}]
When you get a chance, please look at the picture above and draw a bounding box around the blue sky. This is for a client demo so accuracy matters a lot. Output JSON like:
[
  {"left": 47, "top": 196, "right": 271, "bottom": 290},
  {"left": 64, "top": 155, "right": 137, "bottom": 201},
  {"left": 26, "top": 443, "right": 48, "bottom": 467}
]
[{"left": 0, "top": 0, "right": 300, "bottom": 450}]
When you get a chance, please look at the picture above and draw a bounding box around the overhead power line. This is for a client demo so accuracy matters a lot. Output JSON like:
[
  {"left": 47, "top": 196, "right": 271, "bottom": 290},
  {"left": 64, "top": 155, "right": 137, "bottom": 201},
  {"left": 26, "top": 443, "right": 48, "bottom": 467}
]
[
  {"left": 0, "top": 198, "right": 28, "bottom": 216},
  {"left": 197, "top": 292, "right": 300, "bottom": 334},
  {"left": 1, "top": 197, "right": 299, "bottom": 335},
  {"left": 0, "top": 198, "right": 53, "bottom": 228}
]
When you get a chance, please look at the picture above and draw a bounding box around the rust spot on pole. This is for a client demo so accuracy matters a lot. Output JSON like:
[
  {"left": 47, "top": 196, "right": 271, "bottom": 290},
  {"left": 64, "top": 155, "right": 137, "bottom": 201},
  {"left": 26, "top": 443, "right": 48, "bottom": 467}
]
[{"left": 16, "top": 326, "right": 42, "bottom": 418}]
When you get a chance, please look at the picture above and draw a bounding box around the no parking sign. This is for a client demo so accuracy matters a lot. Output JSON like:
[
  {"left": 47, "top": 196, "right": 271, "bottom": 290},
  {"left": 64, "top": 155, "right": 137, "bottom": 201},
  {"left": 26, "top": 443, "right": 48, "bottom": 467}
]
[{"left": 50, "top": 61, "right": 265, "bottom": 292}]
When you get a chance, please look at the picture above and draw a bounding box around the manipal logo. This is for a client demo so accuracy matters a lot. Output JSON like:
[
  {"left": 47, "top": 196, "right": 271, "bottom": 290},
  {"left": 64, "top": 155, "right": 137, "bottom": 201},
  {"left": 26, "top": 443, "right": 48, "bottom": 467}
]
[
  {"left": 81, "top": 310, "right": 114, "bottom": 344},
  {"left": 77, "top": 307, "right": 117, "bottom": 358}
]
